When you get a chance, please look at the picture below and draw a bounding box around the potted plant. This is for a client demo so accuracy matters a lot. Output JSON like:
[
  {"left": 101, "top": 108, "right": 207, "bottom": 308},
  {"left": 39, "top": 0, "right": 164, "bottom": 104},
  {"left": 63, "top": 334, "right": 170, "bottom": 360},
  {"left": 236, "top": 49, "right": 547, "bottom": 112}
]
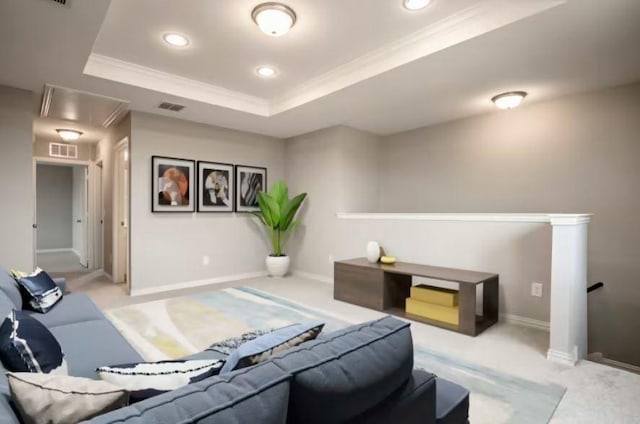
[{"left": 252, "top": 180, "right": 307, "bottom": 277}]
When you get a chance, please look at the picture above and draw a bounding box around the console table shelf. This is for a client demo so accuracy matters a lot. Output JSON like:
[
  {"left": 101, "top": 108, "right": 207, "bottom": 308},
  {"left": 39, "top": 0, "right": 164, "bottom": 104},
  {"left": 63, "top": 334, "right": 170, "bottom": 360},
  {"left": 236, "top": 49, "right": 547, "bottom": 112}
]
[{"left": 334, "top": 258, "right": 499, "bottom": 336}]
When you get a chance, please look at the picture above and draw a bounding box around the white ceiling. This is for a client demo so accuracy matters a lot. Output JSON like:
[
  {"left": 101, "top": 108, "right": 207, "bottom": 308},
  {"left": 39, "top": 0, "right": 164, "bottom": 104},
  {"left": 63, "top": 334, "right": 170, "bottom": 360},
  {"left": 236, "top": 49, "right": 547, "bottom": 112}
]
[{"left": 1, "top": 0, "right": 640, "bottom": 138}]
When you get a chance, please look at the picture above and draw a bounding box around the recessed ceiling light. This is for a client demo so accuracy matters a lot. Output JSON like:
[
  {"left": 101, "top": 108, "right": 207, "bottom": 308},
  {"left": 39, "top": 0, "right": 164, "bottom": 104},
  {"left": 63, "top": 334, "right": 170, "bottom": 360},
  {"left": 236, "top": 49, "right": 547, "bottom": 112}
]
[
  {"left": 256, "top": 66, "right": 278, "bottom": 78},
  {"left": 163, "top": 33, "right": 189, "bottom": 47},
  {"left": 491, "top": 91, "right": 528, "bottom": 110},
  {"left": 252, "top": 3, "right": 297, "bottom": 37},
  {"left": 56, "top": 129, "right": 82, "bottom": 141},
  {"left": 403, "top": 0, "right": 432, "bottom": 11}
]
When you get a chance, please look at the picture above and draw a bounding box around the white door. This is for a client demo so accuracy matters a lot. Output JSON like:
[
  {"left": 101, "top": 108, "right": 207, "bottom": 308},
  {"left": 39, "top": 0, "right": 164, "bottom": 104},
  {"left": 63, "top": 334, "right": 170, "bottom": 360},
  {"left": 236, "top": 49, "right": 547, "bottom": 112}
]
[
  {"left": 95, "top": 163, "right": 104, "bottom": 270},
  {"left": 114, "top": 140, "right": 129, "bottom": 286},
  {"left": 72, "top": 165, "right": 89, "bottom": 268}
]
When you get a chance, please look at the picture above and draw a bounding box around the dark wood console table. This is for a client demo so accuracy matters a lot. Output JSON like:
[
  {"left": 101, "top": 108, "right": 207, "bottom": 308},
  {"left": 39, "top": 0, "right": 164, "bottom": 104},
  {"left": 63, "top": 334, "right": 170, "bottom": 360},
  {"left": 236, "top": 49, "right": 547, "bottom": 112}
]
[{"left": 334, "top": 258, "right": 499, "bottom": 336}]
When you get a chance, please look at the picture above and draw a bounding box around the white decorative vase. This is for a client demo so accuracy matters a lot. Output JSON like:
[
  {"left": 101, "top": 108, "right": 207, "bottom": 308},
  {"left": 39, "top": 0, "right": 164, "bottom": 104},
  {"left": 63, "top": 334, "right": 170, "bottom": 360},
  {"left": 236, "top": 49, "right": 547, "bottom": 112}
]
[
  {"left": 266, "top": 255, "right": 290, "bottom": 277},
  {"left": 366, "top": 241, "right": 381, "bottom": 263}
]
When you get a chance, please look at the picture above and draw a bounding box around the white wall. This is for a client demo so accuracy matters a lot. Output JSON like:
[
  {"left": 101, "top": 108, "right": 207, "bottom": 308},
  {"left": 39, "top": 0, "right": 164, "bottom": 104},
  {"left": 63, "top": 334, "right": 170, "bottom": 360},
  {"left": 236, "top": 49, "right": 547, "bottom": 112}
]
[
  {"left": 129, "top": 112, "right": 285, "bottom": 292},
  {"left": 0, "top": 85, "right": 33, "bottom": 271},
  {"left": 377, "top": 82, "right": 640, "bottom": 366},
  {"left": 285, "top": 126, "right": 381, "bottom": 278},
  {"left": 36, "top": 165, "right": 72, "bottom": 250}
]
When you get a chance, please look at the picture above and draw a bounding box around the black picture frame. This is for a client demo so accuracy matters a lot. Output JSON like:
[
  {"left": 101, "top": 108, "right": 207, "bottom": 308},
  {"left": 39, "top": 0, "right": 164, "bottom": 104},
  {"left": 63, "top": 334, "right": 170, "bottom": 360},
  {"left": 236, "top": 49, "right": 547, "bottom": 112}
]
[
  {"left": 151, "top": 156, "right": 195, "bottom": 213},
  {"left": 197, "top": 161, "right": 235, "bottom": 213},
  {"left": 234, "top": 165, "right": 267, "bottom": 212}
]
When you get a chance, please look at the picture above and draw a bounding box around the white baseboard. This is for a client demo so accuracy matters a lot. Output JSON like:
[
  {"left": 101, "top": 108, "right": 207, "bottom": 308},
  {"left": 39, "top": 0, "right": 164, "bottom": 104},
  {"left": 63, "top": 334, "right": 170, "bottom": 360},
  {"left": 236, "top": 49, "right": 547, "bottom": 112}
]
[
  {"left": 36, "top": 248, "right": 72, "bottom": 254},
  {"left": 71, "top": 249, "right": 81, "bottom": 258},
  {"left": 547, "top": 348, "right": 578, "bottom": 366},
  {"left": 68, "top": 269, "right": 105, "bottom": 285},
  {"left": 599, "top": 357, "right": 640, "bottom": 374},
  {"left": 103, "top": 272, "right": 113, "bottom": 282},
  {"left": 500, "top": 313, "right": 550, "bottom": 331},
  {"left": 291, "top": 270, "right": 333, "bottom": 284},
  {"left": 129, "top": 271, "right": 269, "bottom": 297}
]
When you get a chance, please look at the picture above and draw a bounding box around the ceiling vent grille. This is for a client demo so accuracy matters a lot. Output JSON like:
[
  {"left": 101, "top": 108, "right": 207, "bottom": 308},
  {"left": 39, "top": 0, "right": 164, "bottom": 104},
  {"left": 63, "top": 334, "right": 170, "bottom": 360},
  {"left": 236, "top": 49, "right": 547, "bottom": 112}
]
[
  {"left": 50, "top": 0, "right": 67, "bottom": 5},
  {"left": 49, "top": 143, "right": 78, "bottom": 159},
  {"left": 158, "top": 102, "right": 185, "bottom": 112}
]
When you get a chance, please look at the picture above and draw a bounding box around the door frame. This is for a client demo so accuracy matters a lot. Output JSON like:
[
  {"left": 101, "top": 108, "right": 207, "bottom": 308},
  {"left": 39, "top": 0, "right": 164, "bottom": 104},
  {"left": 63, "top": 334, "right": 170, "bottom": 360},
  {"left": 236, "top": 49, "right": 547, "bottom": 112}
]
[
  {"left": 112, "top": 137, "right": 130, "bottom": 291},
  {"left": 94, "top": 160, "right": 104, "bottom": 270},
  {"left": 33, "top": 156, "right": 95, "bottom": 270}
]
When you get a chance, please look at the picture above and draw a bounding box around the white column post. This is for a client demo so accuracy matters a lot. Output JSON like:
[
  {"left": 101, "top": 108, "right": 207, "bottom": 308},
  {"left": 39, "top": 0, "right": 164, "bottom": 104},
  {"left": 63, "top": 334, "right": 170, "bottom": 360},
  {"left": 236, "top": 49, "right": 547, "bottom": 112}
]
[{"left": 547, "top": 214, "right": 592, "bottom": 366}]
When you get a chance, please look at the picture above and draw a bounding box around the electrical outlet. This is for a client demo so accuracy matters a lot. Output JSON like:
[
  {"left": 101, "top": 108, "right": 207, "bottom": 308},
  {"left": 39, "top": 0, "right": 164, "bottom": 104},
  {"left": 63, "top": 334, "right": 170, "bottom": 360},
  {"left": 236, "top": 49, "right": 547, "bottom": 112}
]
[
  {"left": 531, "top": 282, "right": 543, "bottom": 297},
  {"left": 202, "top": 256, "right": 210, "bottom": 266}
]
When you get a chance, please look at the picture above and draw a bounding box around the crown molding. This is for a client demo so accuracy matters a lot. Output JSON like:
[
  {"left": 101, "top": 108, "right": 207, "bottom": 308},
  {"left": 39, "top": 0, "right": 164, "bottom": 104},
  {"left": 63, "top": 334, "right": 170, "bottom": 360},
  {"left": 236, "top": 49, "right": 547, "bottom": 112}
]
[
  {"left": 84, "top": 0, "right": 565, "bottom": 118},
  {"left": 84, "top": 54, "right": 270, "bottom": 116}
]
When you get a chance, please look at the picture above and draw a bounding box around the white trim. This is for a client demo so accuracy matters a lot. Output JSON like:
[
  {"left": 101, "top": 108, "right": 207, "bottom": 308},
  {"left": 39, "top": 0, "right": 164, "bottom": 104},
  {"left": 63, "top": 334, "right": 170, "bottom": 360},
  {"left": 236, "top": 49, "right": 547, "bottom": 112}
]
[
  {"left": 129, "top": 271, "right": 269, "bottom": 297},
  {"left": 67, "top": 269, "right": 105, "bottom": 286},
  {"left": 33, "top": 156, "right": 90, "bottom": 167},
  {"left": 500, "top": 314, "right": 550, "bottom": 331},
  {"left": 291, "top": 270, "right": 333, "bottom": 284},
  {"left": 84, "top": 54, "right": 269, "bottom": 116},
  {"left": 336, "top": 212, "right": 592, "bottom": 224},
  {"left": 600, "top": 358, "right": 640, "bottom": 374},
  {"left": 548, "top": 214, "right": 593, "bottom": 225},
  {"left": 547, "top": 348, "right": 578, "bottom": 366},
  {"left": 36, "top": 248, "right": 73, "bottom": 254},
  {"left": 104, "top": 272, "right": 113, "bottom": 282}
]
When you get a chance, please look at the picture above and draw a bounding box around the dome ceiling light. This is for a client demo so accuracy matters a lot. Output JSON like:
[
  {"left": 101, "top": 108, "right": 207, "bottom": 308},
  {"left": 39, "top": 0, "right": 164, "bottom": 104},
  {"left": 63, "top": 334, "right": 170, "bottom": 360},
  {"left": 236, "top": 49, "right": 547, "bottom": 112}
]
[
  {"left": 491, "top": 91, "right": 528, "bottom": 110},
  {"left": 163, "top": 33, "right": 189, "bottom": 47},
  {"left": 403, "top": 0, "right": 432, "bottom": 11},
  {"left": 252, "top": 3, "right": 297, "bottom": 37},
  {"left": 256, "top": 66, "right": 278, "bottom": 78},
  {"left": 56, "top": 129, "right": 83, "bottom": 141}
]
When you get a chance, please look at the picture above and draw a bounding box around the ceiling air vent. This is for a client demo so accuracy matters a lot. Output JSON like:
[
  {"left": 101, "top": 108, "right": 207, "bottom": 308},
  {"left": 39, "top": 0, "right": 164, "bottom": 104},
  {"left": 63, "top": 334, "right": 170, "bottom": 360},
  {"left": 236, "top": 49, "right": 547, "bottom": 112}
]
[
  {"left": 49, "top": 0, "right": 67, "bottom": 5},
  {"left": 49, "top": 143, "right": 78, "bottom": 159},
  {"left": 158, "top": 102, "right": 185, "bottom": 112}
]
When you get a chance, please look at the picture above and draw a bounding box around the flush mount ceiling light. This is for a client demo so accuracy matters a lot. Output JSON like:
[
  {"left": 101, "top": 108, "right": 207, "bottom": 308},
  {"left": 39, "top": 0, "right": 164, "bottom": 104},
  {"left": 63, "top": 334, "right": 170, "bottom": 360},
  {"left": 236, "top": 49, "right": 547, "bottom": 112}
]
[
  {"left": 403, "top": 0, "right": 432, "bottom": 11},
  {"left": 162, "top": 33, "right": 189, "bottom": 47},
  {"left": 252, "top": 3, "right": 297, "bottom": 37},
  {"left": 491, "top": 91, "right": 528, "bottom": 110},
  {"left": 56, "top": 129, "right": 82, "bottom": 141},
  {"left": 256, "top": 66, "right": 278, "bottom": 78}
]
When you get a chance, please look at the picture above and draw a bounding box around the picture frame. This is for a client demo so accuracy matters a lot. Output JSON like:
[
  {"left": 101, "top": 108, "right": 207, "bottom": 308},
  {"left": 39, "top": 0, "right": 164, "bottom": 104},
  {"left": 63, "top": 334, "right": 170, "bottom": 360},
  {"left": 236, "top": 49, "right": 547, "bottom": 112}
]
[
  {"left": 151, "top": 156, "right": 195, "bottom": 213},
  {"left": 197, "top": 161, "right": 234, "bottom": 213},
  {"left": 235, "top": 165, "right": 267, "bottom": 212}
]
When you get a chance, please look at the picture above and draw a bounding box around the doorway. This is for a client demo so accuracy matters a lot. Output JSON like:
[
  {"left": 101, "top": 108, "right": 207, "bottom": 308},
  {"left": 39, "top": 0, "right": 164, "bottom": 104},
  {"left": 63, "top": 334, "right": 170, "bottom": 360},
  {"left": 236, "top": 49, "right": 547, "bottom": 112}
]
[
  {"left": 113, "top": 138, "right": 130, "bottom": 290},
  {"left": 34, "top": 161, "right": 89, "bottom": 273}
]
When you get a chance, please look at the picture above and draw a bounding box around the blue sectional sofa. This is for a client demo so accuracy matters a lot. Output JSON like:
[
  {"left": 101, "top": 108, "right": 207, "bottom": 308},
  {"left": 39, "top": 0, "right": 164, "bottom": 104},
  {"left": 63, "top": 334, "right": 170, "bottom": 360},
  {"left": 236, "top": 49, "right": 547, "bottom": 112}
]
[{"left": 0, "top": 268, "right": 469, "bottom": 423}]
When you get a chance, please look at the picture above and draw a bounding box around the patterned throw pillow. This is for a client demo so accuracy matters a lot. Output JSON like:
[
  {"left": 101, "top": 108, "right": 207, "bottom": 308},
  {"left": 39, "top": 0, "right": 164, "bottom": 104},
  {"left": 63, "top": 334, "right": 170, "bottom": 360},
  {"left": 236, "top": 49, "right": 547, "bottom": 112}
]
[
  {"left": 0, "top": 310, "right": 67, "bottom": 374},
  {"left": 12, "top": 268, "right": 63, "bottom": 313},
  {"left": 97, "top": 359, "right": 225, "bottom": 403},
  {"left": 8, "top": 372, "right": 128, "bottom": 424},
  {"left": 220, "top": 322, "right": 324, "bottom": 374},
  {"left": 206, "top": 328, "right": 275, "bottom": 356}
]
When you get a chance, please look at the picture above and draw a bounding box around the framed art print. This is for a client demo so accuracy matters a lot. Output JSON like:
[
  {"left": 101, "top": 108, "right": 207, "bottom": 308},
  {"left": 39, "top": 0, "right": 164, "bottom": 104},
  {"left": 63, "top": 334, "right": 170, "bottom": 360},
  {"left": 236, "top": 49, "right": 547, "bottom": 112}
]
[
  {"left": 152, "top": 156, "right": 195, "bottom": 213},
  {"left": 235, "top": 165, "right": 267, "bottom": 212},
  {"left": 197, "top": 161, "right": 234, "bottom": 212}
]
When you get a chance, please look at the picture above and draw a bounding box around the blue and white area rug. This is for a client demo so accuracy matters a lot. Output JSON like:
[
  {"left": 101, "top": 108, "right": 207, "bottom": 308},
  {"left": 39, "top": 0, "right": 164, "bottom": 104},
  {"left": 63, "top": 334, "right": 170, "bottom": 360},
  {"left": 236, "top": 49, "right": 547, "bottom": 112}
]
[{"left": 106, "top": 287, "right": 565, "bottom": 423}]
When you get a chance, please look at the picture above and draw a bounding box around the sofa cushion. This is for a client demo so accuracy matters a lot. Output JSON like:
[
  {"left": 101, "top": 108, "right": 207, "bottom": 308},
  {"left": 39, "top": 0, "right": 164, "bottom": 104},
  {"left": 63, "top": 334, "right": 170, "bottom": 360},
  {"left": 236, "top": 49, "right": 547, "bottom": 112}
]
[
  {"left": 221, "top": 322, "right": 324, "bottom": 373},
  {"left": 12, "top": 268, "right": 63, "bottom": 313},
  {"left": 0, "top": 361, "right": 20, "bottom": 424},
  {"left": 0, "top": 292, "right": 15, "bottom": 324},
  {"left": 0, "top": 310, "right": 67, "bottom": 374},
  {"left": 0, "top": 268, "right": 22, "bottom": 309},
  {"left": 270, "top": 316, "right": 414, "bottom": 424},
  {"left": 8, "top": 372, "right": 129, "bottom": 424},
  {"left": 50, "top": 320, "right": 143, "bottom": 379},
  {"left": 436, "top": 378, "right": 470, "bottom": 424},
  {"left": 348, "top": 369, "right": 437, "bottom": 424},
  {"left": 24, "top": 293, "right": 105, "bottom": 328},
  {"left": 84, "top": 361, "right": 291, "bottom": 424}
]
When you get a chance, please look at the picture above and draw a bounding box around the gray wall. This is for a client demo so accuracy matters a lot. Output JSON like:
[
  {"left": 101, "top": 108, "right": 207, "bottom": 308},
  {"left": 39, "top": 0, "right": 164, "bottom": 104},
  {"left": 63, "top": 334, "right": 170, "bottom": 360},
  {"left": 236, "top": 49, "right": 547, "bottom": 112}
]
[
  {"left": 129, "top": 112, "right": 285, "bottom": 291},
  {"left": 94, "top": 114, "right": 131, "bottom": 277},
  {"left": 36, "top": 165, "right": 72, "bottom": 250},
  {"left": 378, "top": 82, "right": 640, "bottom": 366},
  {"left": 285, "top": 126, "right": 382, "bottom": 277},
  {"left": 0, "top": 85, "right": 34, "bottom": 271}
]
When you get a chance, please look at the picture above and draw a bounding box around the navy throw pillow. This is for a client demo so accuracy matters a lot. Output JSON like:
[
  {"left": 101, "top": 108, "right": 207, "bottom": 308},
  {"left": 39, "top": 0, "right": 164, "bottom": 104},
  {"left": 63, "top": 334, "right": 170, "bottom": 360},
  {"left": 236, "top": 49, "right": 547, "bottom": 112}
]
[
  {"left": 0, "top": 310, "right": 67, "bottom": 374},
  {"left": 221, "top": 322, "right": 324, "bottom": 373},
  {"left": 13, "top": 268, "right": 63, "bottom": 313}
]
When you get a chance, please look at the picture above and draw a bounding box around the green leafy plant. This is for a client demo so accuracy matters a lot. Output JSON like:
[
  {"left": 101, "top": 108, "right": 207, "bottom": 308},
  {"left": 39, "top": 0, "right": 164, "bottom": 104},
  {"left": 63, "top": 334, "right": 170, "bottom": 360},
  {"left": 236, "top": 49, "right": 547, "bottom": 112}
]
[{"left": 251, "top": 180, "right": 307, "bottom": 257}]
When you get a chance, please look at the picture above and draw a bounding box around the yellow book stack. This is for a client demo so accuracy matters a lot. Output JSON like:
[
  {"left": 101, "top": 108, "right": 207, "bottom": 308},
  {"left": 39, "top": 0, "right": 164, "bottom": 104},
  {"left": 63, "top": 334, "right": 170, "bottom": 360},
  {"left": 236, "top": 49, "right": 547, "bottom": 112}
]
[{"left": 405, "top": 285, "right": 459, "bottom": 326}]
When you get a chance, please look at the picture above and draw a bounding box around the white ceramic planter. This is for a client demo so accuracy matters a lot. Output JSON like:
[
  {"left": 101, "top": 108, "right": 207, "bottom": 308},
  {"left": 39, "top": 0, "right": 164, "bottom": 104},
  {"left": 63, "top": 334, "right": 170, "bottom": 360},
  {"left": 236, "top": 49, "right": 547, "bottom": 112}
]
[
  {"left": 266, "top": 255, "right": 290, "bottom": 277},
  {"left": 366, "top": 241, "right": 381, "bottom": 263}
]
